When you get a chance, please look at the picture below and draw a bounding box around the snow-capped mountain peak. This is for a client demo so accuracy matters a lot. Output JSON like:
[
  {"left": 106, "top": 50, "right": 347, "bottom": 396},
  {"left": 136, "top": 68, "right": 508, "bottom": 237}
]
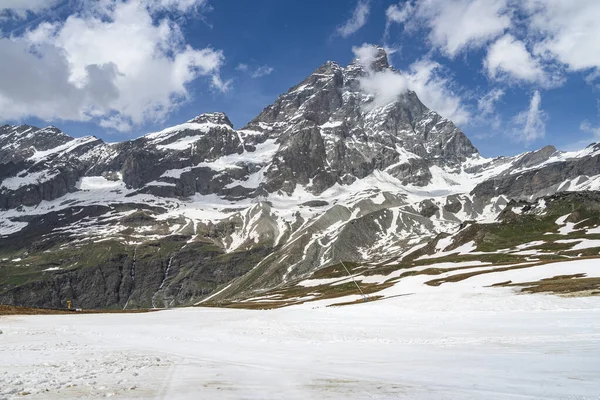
[{"left": 187, "top": 112, "right": 234, "bottom": 128}]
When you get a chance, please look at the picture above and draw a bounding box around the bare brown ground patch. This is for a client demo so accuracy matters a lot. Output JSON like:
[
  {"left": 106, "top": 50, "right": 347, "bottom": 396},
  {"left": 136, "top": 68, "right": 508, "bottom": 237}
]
[
  {"left": 327, "top": 295, "right": 385, "bottom": 307},
  {"left": 501, "top": 274, "right": 600, "bottom": 296}
]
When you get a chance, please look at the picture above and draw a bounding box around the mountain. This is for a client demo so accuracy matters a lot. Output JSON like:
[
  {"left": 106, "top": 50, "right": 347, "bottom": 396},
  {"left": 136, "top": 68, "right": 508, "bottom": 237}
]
[{"left": 1, "top": 47, "right": 599, "bottom": 309}]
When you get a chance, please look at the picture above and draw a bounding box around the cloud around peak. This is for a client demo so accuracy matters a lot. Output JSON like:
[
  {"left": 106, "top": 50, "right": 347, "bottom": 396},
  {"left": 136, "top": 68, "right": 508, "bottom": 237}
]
[{"left": 352, "top": 44, "right": 470, "bottom": 126}]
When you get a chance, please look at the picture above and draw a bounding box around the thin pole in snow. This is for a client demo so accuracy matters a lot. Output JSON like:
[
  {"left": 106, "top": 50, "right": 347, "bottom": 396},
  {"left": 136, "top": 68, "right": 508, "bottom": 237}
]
[{"left": 340, "top": 260, "right": 368, "bottom": 301}]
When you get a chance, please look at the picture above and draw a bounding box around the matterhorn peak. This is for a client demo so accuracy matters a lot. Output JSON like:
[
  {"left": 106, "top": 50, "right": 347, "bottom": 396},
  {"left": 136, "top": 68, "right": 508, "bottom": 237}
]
[{"left": 351, "top": 44, "right": 390, "bottom": 72}]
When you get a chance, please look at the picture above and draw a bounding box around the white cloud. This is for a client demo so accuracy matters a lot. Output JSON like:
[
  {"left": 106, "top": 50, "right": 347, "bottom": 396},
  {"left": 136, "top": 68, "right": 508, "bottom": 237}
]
[
  {"left": 512, "top": 90, "right": 545, "bottom": 143},
  {"left": 147, "top": 0, "right": 208, "bottom": 13},
  {"left": 336, "top": 0, "right": 370, "bottom": 38},
  {"left": 484, "top": 34, "right": 552, "bottom": 86},
  {"left": 99, "top": 114, "right": 133, "bottom": 132},
  {"left": 352, "top": 44, "right": 470, "bottom": 125},
  {"left": 580, "top": 120, "right": 600, "bottom": 140},
  {"left": 386, "top": 2, "right": 413, "bottom": 25},
  {"left": 0, "top": 0, "right": 227, "bottom": 131},
  {"left": 250, "top": 65, "right": 274, "bottom": 78},
  {"left": 477, "top": 88, "right": 504, "bottom": 115},
  {"left": 236, "top": 63, "right": 274, "bottom": 78},
  {"left": 388, "top": 0, "right": 511, "bottom": 57},
  {"left": 404, "top": 59, "right": 471, "bottom": 125},
  {"left": 477, "top": 88, "right": 504, "bottom": 129},
  {"left": 381, "top": 0, "right": 600, "bottom": 94},
  {"left": 358, "top": 69, "right": 409, "bottom": 109},
  {"left": 584, "top": 69, "right": 600, "bottom": 88},
  {"left": 0, "top": 0, "right": 59, "bottom": 18},
  {"left": 0, "top": 40, "right": 114, "bottom": 122},
  {"left": 525, "top": 0, "right": 600, "bottom": 73},
  {"left": 352, "top": 43, "right": 383, "bottom": 70},
  {"left": 211, "top": 75, "right": 232, "bottom": 92},
  {"left": 384, "top": 2, "right": 413, "bottom": 40}
]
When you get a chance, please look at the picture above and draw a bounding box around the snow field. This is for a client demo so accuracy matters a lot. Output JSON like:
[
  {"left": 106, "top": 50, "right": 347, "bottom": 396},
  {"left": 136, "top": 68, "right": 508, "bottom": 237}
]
[{"left": 1, "top": 259, "right": 600, "bottom": 399}]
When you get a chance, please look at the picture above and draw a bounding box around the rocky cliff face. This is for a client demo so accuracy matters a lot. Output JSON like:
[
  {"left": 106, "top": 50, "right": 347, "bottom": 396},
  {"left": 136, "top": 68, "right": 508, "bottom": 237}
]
[
  {"left": 0, "top": 125, "right": 73, "bottom": 163},
  {"left": 1, "top": 48, "right": 599, "bottom": 309},
  {"left": 472, "top": 143, "right": 600, "bottom": 201}
]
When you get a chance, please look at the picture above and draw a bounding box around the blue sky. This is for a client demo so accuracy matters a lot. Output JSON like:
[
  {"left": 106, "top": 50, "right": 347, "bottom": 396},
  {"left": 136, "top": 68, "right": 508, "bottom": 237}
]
[{"left": 1, "top": 0, "right": 600, "bottom": 157}]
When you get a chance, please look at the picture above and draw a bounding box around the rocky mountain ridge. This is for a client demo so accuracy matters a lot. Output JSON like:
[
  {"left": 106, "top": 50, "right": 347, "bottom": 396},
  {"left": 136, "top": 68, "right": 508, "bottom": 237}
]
[{"left": 1, "top": 48, "right": 599, "bottom": 309}]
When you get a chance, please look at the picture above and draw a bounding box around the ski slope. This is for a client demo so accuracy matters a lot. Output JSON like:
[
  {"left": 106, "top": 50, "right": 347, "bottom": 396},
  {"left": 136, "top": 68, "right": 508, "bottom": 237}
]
[{"left": 1, "top": 285, "right": 599, "bottom": 399}]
